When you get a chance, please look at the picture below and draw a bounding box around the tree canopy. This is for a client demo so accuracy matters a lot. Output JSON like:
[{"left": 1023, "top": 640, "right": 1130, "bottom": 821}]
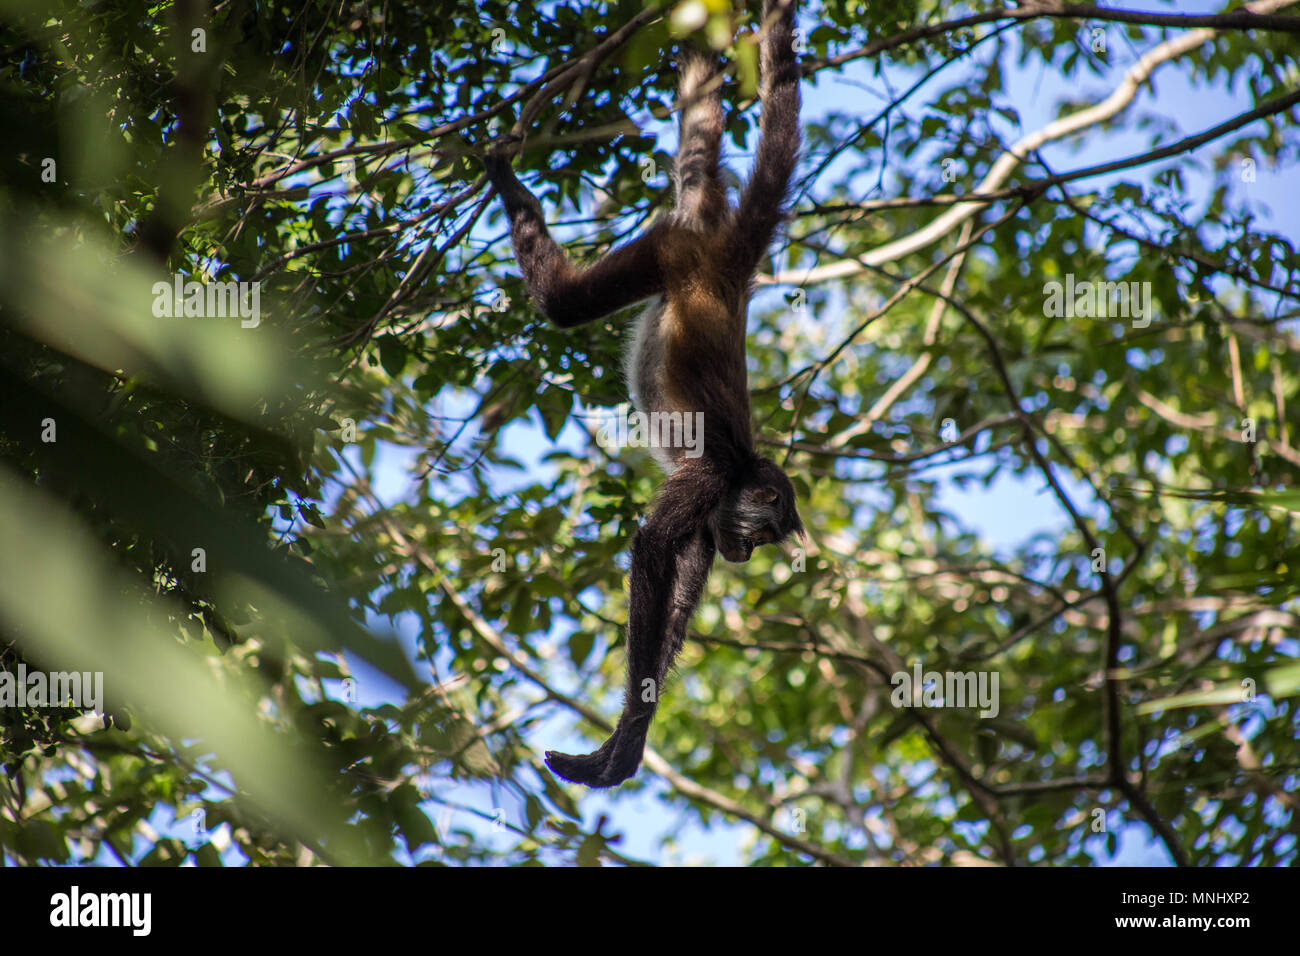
[{"left": 1, "top": 0, "right": 1298, "bottom": 866}]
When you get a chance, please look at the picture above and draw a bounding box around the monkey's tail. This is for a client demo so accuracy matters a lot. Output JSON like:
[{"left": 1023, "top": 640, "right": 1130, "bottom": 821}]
[{"left": 544, "top": 710, "right": 652, "bottom": 788}]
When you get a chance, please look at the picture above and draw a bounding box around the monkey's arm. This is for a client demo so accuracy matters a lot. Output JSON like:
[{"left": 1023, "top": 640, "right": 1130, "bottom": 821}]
[
  {"left": 545, "top": 467, "right": 722, "bottom": 787},
  {"left": 732, "top": 0, "right": 800, "bottom": 278},
  {"left": 484, "top": 152, "right": 667, "bottom": 328}
]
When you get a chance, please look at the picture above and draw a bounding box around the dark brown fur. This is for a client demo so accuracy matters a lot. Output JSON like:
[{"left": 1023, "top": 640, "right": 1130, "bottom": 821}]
[{"left": 484, "top": 0, "right": 802, "bottom": 786}]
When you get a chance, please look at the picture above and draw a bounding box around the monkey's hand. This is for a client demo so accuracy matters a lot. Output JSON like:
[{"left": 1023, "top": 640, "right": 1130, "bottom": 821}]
[
  {"left": 482, "top": 135, "right": 544, "bottom": 222},
  {"left": 481, "top": 133, "right": 523, "bottom": 186}
]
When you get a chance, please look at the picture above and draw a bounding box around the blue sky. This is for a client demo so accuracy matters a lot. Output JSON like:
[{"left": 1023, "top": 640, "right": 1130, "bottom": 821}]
[{"left": 304, "top": 1, "right": 1299, "bottom": 866}]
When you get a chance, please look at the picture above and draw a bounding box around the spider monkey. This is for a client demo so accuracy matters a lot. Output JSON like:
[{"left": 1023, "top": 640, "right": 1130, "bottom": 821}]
[{"left": 483, "top": 0, "right": 802, "bottom": 787}]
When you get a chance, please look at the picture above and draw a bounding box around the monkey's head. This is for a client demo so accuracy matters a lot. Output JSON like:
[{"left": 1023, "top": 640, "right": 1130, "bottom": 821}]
[{"left": 709, "top": 456, "right": 803, "bottom": 563}]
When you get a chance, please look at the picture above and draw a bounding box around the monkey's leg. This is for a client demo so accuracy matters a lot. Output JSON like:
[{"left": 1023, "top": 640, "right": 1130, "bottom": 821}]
[
  {"left": 483, "top": 152, "right": 668, "bottom": 327},
  {"left": 546, "top": 476, "right": 720, "bottom": 787}
]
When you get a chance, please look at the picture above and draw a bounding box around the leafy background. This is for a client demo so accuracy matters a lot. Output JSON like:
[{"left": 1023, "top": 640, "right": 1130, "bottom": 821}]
[{"left": 0, "top": 0, "right": 1297, "bottom": 866}]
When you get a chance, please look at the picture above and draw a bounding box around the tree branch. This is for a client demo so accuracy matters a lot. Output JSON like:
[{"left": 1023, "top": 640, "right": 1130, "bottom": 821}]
[{"left": 782, "top": 0, "right": 1299, "bottom": 284}]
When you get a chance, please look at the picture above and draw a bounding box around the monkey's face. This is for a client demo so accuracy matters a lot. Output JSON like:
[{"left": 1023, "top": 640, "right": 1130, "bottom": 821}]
[{"left": 709, "top": 458, "right": 803, "bottom": 563}]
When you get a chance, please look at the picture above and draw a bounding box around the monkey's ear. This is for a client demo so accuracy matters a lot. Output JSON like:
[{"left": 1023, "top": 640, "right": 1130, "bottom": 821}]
[{"left": 753, "top": 486, "right": 778, "bottom": 504}]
